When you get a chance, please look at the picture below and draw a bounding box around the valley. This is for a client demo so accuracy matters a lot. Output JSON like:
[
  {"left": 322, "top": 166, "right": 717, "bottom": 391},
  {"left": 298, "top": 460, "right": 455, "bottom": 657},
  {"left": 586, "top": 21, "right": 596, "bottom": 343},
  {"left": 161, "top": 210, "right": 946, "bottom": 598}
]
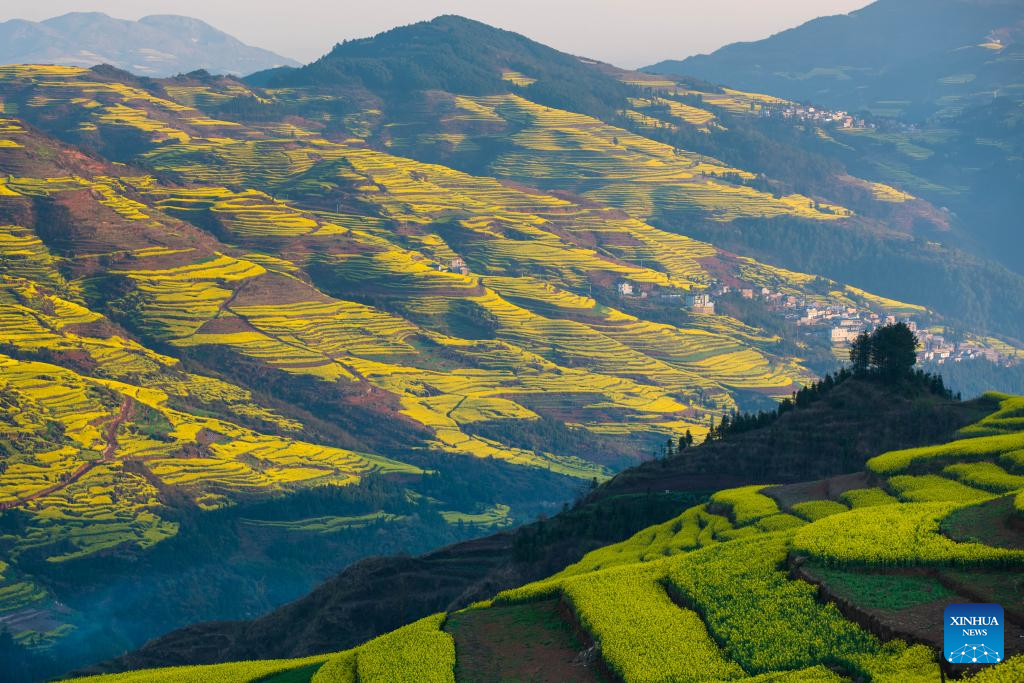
[{"left": 0, "top": 2, "right": 1021, "bottom": 680}]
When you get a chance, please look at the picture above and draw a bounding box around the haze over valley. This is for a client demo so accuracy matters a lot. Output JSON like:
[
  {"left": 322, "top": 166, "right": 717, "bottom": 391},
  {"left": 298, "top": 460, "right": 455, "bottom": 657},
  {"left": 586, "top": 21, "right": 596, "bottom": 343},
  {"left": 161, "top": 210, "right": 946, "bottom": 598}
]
[{"left": 0, "top": 2, "right": 1022, "bottom": 681}]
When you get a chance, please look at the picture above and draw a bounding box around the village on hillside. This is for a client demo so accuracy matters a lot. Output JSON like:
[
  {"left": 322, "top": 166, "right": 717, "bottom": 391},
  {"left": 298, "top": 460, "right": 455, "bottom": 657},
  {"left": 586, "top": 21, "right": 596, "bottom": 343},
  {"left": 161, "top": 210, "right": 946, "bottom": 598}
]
[{"left": 616, "top": 278, "right": 1021, "bottom": 368}]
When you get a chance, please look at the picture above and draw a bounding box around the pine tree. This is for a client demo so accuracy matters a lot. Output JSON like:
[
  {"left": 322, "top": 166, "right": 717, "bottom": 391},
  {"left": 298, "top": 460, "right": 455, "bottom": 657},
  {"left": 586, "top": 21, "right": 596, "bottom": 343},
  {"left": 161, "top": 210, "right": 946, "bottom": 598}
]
[{"left": 849, "top": 331, "right": 872, "bottom": 374}]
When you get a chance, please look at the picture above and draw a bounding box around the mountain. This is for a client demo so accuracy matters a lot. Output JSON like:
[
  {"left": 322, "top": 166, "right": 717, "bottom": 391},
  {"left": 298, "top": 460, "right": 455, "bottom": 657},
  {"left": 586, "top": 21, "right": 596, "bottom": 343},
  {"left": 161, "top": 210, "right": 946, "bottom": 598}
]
[
  {"left": 0, "top": 14, "right": 1023, "bottom": 681},
  {"left": 644, "top": 0, "right": 1024, "bottom": 292},
  {"left": 250, "top": 15, "right": 635, "bottom": 119},
  {"left": 64, "top": 373, "right": 1024, "bottom": 682},
  {"left": 645, "top": 0, "right": 1024, "bottom": 120},
  {"left": 241, "top": 18, "right": 1024, "bottom": 345},
  {"left": 0, "top": 12, "right": 298, "bottom": 77}
]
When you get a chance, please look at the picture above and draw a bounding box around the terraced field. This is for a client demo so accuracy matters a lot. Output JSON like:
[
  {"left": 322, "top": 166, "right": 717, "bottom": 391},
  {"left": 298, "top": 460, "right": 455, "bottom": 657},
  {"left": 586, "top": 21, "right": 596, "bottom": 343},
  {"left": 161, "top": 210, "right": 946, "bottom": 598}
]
[
  {"left": 1, "top": 60, "right": 1021, "bottom": 669},
  {"left": 68, "top": 392, "right": 1024, "bottom": 681},
  {"left": 422, "top": 93, "right": 851, "bottom": 224}
]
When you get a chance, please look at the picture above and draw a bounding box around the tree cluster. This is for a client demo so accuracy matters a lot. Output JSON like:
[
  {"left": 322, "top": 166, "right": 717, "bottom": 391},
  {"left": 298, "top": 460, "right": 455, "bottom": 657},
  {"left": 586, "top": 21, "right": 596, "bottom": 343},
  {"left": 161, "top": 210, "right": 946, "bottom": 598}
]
[
  {"left": 848, "top": 322, "right": 918, "bottom": 377},
  {"left": 672, "top": 324, "right": 957, "bottom": 450}
]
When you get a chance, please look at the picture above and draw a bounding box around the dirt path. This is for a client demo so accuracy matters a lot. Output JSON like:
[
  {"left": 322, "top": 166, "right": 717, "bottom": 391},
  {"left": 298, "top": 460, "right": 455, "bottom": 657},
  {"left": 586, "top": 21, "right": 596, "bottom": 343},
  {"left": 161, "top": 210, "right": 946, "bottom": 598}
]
[
  {"left": 101, "top": 396, "right": 133, "bottom": 462},
  {"left": 0, "top": 397, "right": 133, "bottom": 510},
  {"left": 445, "top": 599, "right": 607, "bottom": 683}
]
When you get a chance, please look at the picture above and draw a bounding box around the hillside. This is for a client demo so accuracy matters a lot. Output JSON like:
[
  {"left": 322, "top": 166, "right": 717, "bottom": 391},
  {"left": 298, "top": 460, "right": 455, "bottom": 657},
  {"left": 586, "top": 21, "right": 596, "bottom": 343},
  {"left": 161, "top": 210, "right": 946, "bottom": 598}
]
[
  {"left": 1, "top": 15, "right": 1023, "bottom": 679},
  {"left": 62, "top": 382, "right": 1024, "bottom": 682},
  {"left": 0, "top": 13, "right": 298, "bottom": 77},
  {"left": 646, "top": 0, "right": 1024, "bottom": 120},
  {"left": 80, "top": 374, "right": 988, "bottom": 673},
  {"left": 643, "top": 0, "right": 1024, "bottom": 275},
  {"left": 244, "top": 17, "right": 1024, "bottom": 343},
  {"left": 251, "top": 15, "right": 632, "bottom": 119}
]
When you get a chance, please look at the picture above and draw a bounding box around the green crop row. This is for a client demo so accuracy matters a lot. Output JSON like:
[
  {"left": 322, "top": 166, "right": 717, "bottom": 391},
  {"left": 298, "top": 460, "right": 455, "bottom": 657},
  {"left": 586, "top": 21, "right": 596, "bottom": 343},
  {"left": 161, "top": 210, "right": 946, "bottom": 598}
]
[
  {"left": 790, "top": 500, "right": 849, "bottom": 521},
  {"left": 710, "top": 485, "right": 780, "bottom": 525},
  {"left": 792, "top": 502, "right": 1024, "bottom": 567},
  {"left": 553, "top": 504, "right": 731, "bottom": 578},
  {"left": 868, "top": 431, "right": 1024, "bottom": 474},
  {"left": 840, "top": 487, "right": 899, "bottom": 508},
  {"left": 868, "top": 396, "right": 1024, "bottom": 474},
  {"left": 62, "top": 654, "right": 331, "bottom": 683},
  {"left": 964, "top": 654, "right": 1024, "bottom": 682},
  {"left": 562, "top": 561, "right": 746, "bottom": 682},
  {"left": 667, "top": 534, "right": 877, "bottom": 673},
  {"left": 354, "top": 613, "right": 455, "bottom": 683},
  {"left": 887, "top": 474, "right": 995, "bottom": 504},
  {"left": 310, "top": 651, "right": 356, "bottom": 682},
  {"left": 943, "top": 462, "right": 1024, "bottom": 493}
]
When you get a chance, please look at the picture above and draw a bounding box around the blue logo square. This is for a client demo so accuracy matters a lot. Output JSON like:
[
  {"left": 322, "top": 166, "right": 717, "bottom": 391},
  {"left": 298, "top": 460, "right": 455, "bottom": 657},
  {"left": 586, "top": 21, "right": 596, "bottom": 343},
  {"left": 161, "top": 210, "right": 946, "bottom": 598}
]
[{"left": 945, "top": 603, "right": 1004, "bottom": 664}]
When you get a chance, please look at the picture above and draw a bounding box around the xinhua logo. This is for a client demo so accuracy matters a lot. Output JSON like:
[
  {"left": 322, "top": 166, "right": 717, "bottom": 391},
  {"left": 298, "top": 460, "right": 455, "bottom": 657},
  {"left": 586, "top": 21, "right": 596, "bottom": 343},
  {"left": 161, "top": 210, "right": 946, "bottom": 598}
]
[{"left": 944, "top": 603, "right": 1003, "bottom": 664}]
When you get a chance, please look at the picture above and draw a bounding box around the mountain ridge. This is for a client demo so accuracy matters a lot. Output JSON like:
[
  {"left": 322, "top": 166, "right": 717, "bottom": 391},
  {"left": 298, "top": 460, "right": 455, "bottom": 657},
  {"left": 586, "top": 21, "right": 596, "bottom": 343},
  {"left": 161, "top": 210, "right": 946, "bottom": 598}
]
[
  {"left": 641, "top": 0, "right": 1024, "bottom": 288},
  {"left": 0, "top": 12, "right": 298, "bottom": 77},
  {"left": 644, "top": 0, "right": 1024, "bottom": 119}
]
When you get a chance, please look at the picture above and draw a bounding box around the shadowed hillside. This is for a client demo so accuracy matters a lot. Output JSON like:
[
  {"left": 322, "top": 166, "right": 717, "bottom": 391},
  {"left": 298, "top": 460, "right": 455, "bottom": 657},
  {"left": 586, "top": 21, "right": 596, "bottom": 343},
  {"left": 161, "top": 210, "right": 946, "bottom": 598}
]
[
  {"left": 83, "top": 373, "right": 988, "bottom": 674},
  {"left": 645, "top": 0, "right": 1024, "bottom": 277},
  {"left": 646, "top": 0, "right": 1024, "bottom": 120}
]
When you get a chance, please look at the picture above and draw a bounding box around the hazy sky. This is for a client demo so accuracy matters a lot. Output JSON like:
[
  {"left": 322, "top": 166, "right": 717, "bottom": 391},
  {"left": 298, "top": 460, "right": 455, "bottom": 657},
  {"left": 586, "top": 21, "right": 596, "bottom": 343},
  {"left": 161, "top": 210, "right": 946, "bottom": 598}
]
[{"left": 9, "top": 1, "right": 872, "bottom": 68}]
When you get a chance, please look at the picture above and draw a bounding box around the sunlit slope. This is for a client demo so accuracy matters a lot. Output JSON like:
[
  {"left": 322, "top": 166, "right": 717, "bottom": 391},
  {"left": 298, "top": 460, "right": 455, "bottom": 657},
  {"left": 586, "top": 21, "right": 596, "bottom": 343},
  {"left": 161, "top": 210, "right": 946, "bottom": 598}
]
[
  {"left": 0, "top": 66, "right": 979, "bottom": 468},
  {"left": 0, "top": 282, "right": 421, "bottom": 623},
  {"left": 0, "top": 164, "right": 612, "bottom": 481},
  {"left": 382, "top": 92, "right": 851, "bottom": 223},
  {"left": 0, "top": 66, "right": 943, "bottom": 436},
  {"left": 67, "top": 393, "right": 1024, "bottom": 681},
  {"left": 126, "top": 123, "right": 845, "bottom": 401},
  {"left": 0, "top": 65, "right": 245, "bottom": 144},
  {"left": 0, "top": 65, "right": 981, "bottom": 545}
]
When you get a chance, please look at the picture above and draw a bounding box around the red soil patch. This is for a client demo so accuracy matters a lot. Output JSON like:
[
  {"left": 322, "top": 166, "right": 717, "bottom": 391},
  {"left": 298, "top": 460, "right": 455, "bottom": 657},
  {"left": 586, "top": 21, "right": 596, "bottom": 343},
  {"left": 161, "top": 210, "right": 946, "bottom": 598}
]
[{"left": 445, "top": 599, "right": 608, "bottom": 683}]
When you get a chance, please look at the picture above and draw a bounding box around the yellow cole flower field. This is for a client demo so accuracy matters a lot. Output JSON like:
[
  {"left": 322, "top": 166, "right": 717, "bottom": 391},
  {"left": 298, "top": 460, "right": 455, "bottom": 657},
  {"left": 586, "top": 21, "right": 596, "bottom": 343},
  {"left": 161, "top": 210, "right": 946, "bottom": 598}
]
[
  {"left": 1, "top": 59, "right": 1022, "bottom": 670},
  {"left": 101, "top": 392, "right": 1024, "bottom": 682}
]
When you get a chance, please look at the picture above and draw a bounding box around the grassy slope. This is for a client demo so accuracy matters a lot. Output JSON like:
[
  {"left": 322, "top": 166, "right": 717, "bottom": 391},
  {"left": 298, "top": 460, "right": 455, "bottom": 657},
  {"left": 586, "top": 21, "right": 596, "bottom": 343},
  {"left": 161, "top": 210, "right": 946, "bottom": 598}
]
[
  {"left": 92, "top": 375, "right": 989, "bottom": 673},
  {"left": 65, "top": 391, "right": 1024, "bottom": 680}
]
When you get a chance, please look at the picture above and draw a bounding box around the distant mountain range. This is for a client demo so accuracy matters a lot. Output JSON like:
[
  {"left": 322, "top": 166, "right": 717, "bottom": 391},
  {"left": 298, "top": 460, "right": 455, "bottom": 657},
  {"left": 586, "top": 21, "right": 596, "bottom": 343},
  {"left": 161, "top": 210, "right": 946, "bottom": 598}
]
[
  {"left": 646, "top": 0, "right": 1024, "bottom": 120},
  {"left": 645, "top": 0, "right": 1024, "bottom": 275},
  {"left": 0, "top": 12, "right": 298, "bottom": 77}
]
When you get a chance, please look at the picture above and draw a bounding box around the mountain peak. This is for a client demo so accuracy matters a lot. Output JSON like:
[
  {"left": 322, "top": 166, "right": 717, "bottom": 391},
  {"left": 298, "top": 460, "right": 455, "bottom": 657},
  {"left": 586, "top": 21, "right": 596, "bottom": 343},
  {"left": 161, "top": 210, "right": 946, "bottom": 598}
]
[
  {"left": 257, "top": 14, "right": 629, "bottom": 117},
  {"left": 0, "top": 12, "right": 298, "bottom": 76},
  {"left": 44, "top": 10, "right": 113, "bottom": 21}
]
